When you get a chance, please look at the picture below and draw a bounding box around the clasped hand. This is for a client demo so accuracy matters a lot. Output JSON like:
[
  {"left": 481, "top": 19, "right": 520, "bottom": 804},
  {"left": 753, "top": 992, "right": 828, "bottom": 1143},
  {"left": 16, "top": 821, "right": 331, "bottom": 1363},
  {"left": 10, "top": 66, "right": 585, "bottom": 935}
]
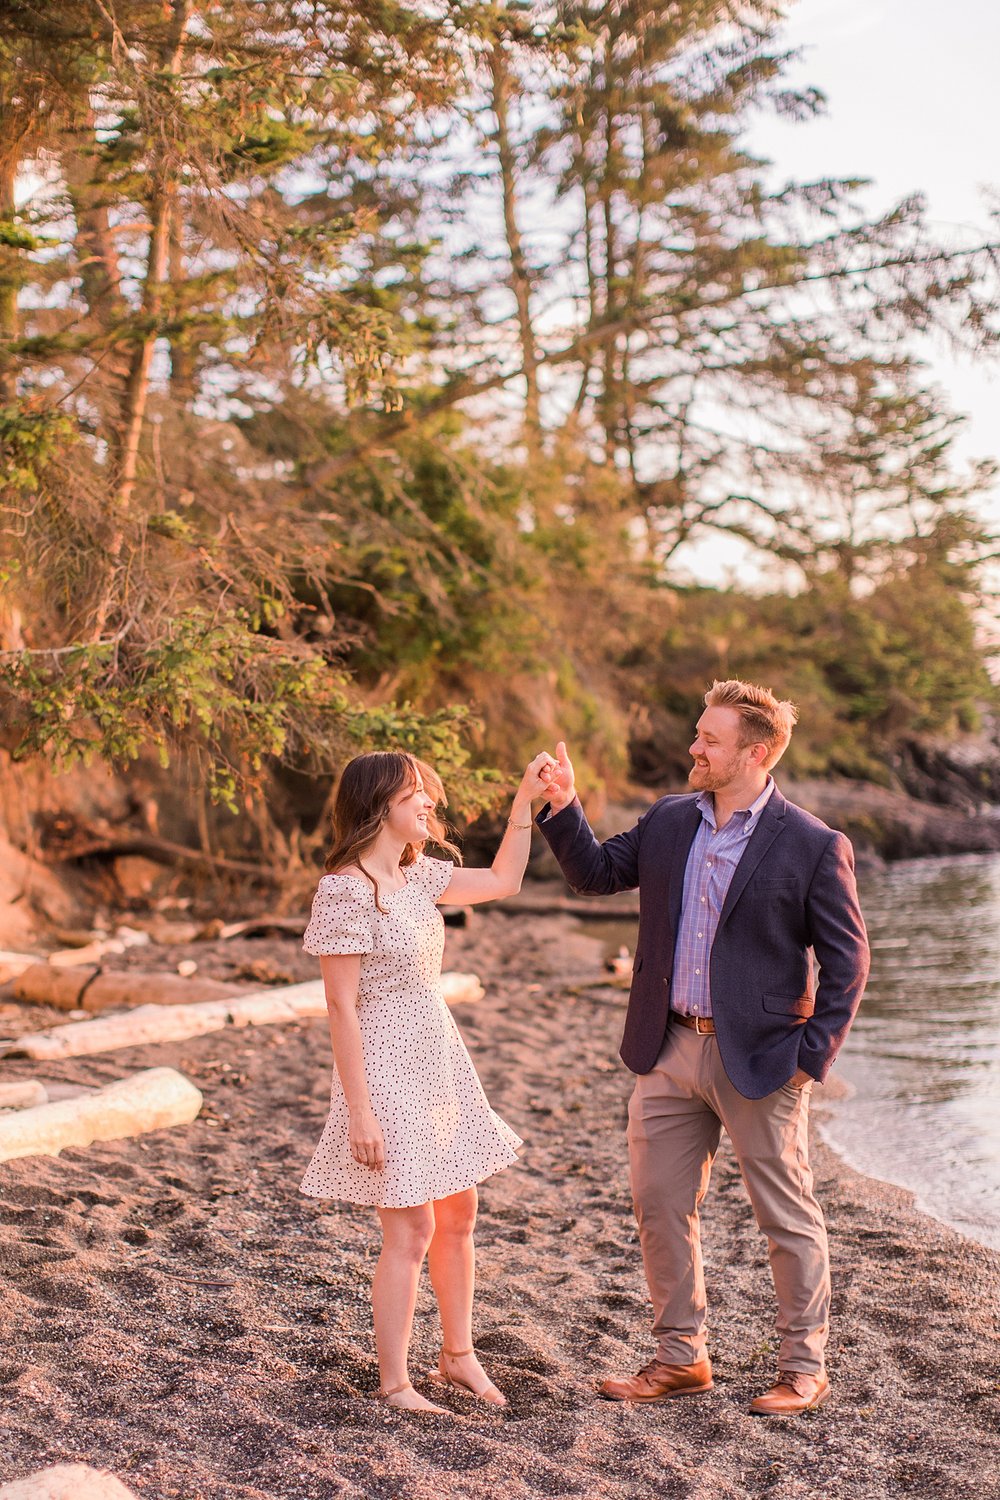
[{"left": 513, "top": 742, "right": 576, "bottom": 810}]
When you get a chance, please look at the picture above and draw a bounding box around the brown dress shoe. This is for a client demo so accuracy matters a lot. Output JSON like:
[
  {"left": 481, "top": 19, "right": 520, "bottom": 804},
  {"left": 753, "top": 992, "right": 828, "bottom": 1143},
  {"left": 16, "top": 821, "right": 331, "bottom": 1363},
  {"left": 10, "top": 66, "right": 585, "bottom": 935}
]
[
  {"left": 599, "top": 1357, "right": 713, "bottom": 1402},
  {"left": 750, "top": 1370, "right": 831, "bottom": 1416}
]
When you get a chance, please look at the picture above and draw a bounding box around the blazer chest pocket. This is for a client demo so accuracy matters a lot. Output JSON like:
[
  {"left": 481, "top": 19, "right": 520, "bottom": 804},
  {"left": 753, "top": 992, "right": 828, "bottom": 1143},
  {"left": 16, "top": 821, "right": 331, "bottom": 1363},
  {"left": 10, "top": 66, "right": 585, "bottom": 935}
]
[
  {"left": 750, "top": 877, "right": 799, "bottom": 902},
  {"left": 762, "top": 992, "right": 814, "bottom": 1019}
]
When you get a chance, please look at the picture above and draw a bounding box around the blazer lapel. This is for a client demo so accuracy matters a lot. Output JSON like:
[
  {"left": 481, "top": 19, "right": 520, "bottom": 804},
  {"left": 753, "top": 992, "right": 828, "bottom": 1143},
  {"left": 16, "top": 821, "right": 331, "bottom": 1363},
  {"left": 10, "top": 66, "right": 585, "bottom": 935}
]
[
  {"left": 718, "top": 790, "right": 787, "bottom": 926},
  {"left": 666, "top": 799, "right": 703, "bottom": 934}
]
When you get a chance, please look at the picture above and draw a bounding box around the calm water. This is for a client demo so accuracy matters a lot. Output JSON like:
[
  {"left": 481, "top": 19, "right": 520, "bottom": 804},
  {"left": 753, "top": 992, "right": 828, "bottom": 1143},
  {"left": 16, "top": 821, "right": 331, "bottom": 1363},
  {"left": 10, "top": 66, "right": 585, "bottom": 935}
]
[
  {"left": 575, "top": 851, "right": 1000, "bottom": 1250},
  {"left": 829, "top": 853, "right": 1000, "bottom": 1250}
]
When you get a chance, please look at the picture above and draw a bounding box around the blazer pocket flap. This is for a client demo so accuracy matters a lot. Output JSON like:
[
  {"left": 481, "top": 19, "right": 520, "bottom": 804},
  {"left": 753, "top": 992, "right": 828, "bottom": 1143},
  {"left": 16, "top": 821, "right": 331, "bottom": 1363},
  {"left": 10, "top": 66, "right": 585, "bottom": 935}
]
[{"left": 762, "top": 992, "right": 814, "bottom": 1018}]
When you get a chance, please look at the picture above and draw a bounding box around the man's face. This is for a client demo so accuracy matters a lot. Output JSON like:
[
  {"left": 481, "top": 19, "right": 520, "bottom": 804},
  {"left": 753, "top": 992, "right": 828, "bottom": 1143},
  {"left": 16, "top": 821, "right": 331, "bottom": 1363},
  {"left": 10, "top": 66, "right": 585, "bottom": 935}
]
[{"left": 688, "top": 705, "right": 759, "bottom": 792}]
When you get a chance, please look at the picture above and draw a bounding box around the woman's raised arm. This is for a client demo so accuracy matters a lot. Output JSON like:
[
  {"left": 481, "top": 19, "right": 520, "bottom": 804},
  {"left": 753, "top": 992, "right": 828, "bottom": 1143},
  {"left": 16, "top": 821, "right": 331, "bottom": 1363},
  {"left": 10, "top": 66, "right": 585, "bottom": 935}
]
[{"left": 441, "top": 751, "right": 555, "bottom": 907}]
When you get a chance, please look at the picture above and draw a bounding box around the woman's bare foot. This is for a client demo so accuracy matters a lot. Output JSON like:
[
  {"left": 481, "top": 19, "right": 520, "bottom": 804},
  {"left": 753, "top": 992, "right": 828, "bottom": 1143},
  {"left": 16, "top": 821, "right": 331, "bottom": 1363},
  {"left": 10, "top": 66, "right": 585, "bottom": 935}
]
[
  {"left": 379, "top": 1381, "right": 449, "bottom": 1414},
  {"left": 432, "top": 1349, "right": 507, "bottom": 1407}
]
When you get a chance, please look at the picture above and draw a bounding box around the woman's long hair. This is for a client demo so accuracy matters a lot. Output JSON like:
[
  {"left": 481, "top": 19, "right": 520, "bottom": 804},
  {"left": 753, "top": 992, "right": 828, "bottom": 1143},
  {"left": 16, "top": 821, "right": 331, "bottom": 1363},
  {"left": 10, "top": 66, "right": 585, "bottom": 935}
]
[{"left": 323, "top": 751, "right": 461, "bottom": 910}]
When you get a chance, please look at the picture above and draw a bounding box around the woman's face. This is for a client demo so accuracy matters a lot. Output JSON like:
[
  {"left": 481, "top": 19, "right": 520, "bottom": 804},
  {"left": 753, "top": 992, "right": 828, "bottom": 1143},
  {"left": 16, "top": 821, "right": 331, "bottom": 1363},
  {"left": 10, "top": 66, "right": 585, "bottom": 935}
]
[{"left": 384, "top": 770, "right": 436, "bottom": 844}]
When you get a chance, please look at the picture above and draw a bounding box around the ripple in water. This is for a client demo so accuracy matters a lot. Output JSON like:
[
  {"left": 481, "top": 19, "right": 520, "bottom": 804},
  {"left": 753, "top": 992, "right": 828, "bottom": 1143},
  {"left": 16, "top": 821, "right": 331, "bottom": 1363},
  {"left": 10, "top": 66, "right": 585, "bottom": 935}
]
[{"left": 825, "top": 852, "right": 1000, "bottom": 1250}]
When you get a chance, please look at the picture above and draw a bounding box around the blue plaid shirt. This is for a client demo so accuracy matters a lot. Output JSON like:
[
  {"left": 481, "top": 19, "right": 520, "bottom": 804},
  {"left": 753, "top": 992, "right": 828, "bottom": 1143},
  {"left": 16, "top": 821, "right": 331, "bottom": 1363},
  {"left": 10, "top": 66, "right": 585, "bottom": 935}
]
[{"left": 671, "top": 778, "right": 775, "bottom": 1018}]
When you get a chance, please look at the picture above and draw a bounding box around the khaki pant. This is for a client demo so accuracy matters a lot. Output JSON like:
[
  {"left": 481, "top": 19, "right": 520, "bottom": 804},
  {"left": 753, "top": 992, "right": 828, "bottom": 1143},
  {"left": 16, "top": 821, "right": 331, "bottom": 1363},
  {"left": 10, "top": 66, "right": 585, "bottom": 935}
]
[{"left": 626, "top": 1023, "right": 830, "bottom": 1374}]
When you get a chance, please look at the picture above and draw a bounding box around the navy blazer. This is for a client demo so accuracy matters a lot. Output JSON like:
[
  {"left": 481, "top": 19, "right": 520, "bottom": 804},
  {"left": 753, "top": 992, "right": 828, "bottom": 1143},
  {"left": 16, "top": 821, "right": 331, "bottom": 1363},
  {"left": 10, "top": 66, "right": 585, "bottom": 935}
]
[{"left": 537, "top": 788, "right": 870, "bottom": 1099}]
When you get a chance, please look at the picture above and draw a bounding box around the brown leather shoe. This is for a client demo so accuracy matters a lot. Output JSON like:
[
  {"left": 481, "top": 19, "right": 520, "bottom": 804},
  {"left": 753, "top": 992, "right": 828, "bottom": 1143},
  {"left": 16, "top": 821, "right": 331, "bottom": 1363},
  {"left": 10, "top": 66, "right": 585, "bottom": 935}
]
[
  {"left": 599, "top": 1357, "right": 713, "bottom": 1402},
  {"left": 750, "top": 1370, "right": 831, "bottom": 1416}
]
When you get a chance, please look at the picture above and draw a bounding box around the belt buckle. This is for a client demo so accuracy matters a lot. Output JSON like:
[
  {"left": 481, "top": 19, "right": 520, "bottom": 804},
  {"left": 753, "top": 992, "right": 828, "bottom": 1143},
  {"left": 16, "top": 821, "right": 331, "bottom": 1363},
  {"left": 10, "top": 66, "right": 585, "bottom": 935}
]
[{"left": 694, "top": 1015, "right": 712, "bottom": 1034}]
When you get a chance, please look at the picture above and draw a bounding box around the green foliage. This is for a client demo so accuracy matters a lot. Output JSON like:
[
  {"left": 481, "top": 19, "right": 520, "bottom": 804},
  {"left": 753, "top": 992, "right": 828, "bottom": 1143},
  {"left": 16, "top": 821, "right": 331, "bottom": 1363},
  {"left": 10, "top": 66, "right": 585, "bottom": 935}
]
[
  {"left": 0, "top": 221, "right": 45, "bottom": 251},
  {"left": 0, "top": 0, "right": 996, "bottom": 854},
  {"left": 630, "top": 543, "right": 997, "bottom": 787},
  {"left": 2, "top": 606, "right": 497, "bottom": 818},
  {"left": 0, "top": 405, "right": 75, "bottom": 493}
]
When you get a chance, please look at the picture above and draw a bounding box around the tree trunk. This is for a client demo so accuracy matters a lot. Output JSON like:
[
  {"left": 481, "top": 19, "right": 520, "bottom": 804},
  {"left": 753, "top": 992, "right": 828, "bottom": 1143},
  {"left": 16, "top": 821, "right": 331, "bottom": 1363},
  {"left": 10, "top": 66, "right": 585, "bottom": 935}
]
[
  {"left": 168, "top": 210, "right": 197, "bottom": 402},
  {"left": 598, "top": 91, "right": 620, "bottom": 463},
  {"left": 62, "top": 122, "right": 126, "bottom": 330},
  {"left": 0, "top": 150, "right": 19, "bottom": 403},
  {"left": 488, "top": 44, "right": 541, "bottom": 454},
  {"left": 92, "top": 0, "right": 191, "bottom": 641}
]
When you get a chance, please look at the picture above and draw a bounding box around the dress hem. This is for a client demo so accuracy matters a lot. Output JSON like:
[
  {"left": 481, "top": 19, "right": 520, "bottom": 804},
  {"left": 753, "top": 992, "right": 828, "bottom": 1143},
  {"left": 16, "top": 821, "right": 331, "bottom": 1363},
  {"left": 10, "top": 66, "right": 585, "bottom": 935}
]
[{"left": 299, "top": 1146, "right": 522, "bottom": 1210}]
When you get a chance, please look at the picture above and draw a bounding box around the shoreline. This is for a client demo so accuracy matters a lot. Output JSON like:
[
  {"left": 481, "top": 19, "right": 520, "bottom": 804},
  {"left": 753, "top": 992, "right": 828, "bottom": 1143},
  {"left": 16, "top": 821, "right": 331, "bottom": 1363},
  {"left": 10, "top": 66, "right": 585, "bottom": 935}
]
[
  {"left": 812, "top": 1081, "right": 1000, "bottom": 1259},
  {"left": 1, "top": 909, "right": 998, "bottom": 1499}
]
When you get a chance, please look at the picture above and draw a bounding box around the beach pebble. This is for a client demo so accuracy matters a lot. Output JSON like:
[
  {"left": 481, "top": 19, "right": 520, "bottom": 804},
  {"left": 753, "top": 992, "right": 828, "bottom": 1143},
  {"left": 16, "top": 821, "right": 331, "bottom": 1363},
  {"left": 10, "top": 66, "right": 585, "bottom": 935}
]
[
  {"left": 440, "top": 971, "right": 485, "bottom": 1005},
  {"left": 0, "top": 1464, "right": 138, "bottom": 1499}
]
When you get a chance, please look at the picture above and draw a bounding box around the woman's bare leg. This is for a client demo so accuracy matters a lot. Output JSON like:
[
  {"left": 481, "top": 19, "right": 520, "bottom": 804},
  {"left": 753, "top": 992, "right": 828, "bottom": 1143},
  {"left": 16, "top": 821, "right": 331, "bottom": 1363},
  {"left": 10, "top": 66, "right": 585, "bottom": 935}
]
[
  {"left": 373, "top": 1203, "right": 443, "bottom": 1410},
  {"left": 427, "top": 1187, "right": 505, "bottom": 1404}
]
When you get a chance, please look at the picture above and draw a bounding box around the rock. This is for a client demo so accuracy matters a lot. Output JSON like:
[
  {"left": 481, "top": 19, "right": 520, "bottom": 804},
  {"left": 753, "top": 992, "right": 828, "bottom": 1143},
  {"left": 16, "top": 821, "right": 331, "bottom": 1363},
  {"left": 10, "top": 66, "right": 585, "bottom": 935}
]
[
  {"left": 0, "top": 1464, "right": 138, "bottom": 1499},
  {"left": 0, "top": 1067, "right": 203, "bottom": 1162},
  {"left": 0, "top": 839, "right": 82, "bottom": 951},
  {"left": 113, "top": 926, "right": 152, "bottom": 948},
  {"left": 112, "top": 853, "right": 167, "bottom": 900},
  {"left": 127, "top": 914, "right": 200, "bottom": 945},
  {"left": 892, "top": 723, "right": 1000, "bottom": 810},
  {"left": 440, "top": 971, "right": 485, "bottom": 1005},
  {"left": 787, "top": 777, "right": 1000, "bottom": 860}
]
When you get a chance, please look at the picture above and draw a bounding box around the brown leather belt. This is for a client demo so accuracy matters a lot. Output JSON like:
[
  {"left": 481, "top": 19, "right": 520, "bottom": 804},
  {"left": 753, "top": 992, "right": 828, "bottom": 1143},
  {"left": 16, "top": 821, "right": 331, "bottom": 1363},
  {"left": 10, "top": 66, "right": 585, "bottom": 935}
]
[{"left": 671, "top": 1011, "right": 716, "bottom": 1035}]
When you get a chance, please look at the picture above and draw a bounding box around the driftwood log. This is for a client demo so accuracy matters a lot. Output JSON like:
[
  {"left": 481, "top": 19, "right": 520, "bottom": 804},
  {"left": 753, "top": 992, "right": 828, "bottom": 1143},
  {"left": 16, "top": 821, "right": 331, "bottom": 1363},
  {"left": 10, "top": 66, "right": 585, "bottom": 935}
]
[
  {"left": 1, "top": 973, "right": 484, "bottom": 1061},
  {"left": 0, "top": 951, "right": 37, "bottom": 985},
  {"left": 13, "top": 963, "right": 247, "bottom": 1012},
  {"left": 0, "top": 1081, "right": 48, "bottom": 1110},
  {"left": 0, "top": 1067, "right": 203, "bottom": 1162},
  {"left": 0, "top": 1466, "right": 138, "bottom": 1500},
  {"left": 495, "top": 892, "right": 639, "bottom": 920}
]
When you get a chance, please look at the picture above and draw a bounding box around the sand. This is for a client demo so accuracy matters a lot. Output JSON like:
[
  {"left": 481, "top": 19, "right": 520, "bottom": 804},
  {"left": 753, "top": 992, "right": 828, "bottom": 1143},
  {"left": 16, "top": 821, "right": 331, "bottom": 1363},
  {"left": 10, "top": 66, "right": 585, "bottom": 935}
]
[{"left": 0, "top": 909, "right": 998, "bottom": 1500}]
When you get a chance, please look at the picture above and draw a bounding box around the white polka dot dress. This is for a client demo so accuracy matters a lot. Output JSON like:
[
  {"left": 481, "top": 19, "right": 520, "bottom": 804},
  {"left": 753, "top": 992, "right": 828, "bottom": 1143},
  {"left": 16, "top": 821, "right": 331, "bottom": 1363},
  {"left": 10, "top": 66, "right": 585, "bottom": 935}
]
[{"left": 300, "top": 854, "right": 522, "bottom": 1209}]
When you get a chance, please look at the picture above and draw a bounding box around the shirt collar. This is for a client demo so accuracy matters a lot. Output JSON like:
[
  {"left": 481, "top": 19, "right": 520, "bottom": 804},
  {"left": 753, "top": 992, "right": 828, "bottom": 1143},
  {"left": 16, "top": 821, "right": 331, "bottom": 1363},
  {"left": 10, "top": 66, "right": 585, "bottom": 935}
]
[{"left": 696, "top": 775, "right": 775, "bottom": 834}]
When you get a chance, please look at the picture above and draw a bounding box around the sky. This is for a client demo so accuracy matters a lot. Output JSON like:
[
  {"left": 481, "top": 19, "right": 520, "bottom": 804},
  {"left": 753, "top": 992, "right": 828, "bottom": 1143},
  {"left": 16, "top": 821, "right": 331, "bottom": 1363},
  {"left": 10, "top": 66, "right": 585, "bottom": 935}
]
[{"left": 751, "top": 0, "right": 999, "bottom": 529}]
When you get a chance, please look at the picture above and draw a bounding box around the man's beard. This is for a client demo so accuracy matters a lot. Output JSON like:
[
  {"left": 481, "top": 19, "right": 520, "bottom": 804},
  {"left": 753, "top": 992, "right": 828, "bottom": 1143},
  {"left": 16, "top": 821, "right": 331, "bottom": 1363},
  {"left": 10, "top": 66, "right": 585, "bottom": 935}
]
[{"left": 688, "top": 753, "right": 744, "bottom": 792}]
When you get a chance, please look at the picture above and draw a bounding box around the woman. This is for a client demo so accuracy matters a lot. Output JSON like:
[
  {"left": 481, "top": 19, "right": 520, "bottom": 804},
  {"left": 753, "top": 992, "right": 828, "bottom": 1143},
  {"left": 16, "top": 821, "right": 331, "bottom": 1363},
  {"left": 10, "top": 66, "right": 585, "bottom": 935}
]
[{"left": 301, "top": 748, "right": 555, "bottom": 1412}]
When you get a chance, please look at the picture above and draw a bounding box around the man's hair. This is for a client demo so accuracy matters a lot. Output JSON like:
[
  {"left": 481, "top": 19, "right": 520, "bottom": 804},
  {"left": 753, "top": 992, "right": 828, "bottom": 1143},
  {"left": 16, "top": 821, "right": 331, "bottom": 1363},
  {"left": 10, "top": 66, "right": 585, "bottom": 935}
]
[{"left": 703, "top": 679, "right": 798, "bottom": 770}]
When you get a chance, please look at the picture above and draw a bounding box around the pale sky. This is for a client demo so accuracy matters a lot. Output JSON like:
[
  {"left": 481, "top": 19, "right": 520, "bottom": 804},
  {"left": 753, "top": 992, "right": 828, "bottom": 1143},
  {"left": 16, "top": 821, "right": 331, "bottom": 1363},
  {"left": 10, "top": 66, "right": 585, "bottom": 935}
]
[{"left": 753, "top": 0, "right": 999, "bottom": 529}]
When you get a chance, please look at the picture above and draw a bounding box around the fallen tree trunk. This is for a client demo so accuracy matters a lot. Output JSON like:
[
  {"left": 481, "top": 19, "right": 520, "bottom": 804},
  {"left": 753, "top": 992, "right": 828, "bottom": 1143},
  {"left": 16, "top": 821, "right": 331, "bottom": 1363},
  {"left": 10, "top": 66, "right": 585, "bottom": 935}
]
[
  {"left": 36, "top": 818, "right": 281, "bottom": 880},
  {"left": 14, "top": 963, "right": 247, "bottom": 1012},
  {"left": 0, "top": 1081, "right": 48, "bottom": 1109},
  {"left": 0, "top": 1067, "right": 203, "bottom": 1162},
  {"left": 0, "top": 1466, "right": 138, "bottom": 1500},
  {"left": 215, "top": 916, "right": 310, "bottom": 940},
  {"left": 495, "top": 893, "right": 638, "bottom": 920},
  {"left": 1, "top": 973, "right": 485, "bottom": 1060},
  {"left": 0, "top": 951, "right": 37, "bottom": 985}
]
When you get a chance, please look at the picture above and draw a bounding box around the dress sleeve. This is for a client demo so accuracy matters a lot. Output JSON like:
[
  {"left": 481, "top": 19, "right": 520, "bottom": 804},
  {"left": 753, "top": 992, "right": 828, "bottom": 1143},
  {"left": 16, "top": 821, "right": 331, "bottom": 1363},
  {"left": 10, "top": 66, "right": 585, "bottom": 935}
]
[
  {"left": 302, "top": 879, "right": 375, "bottom": 956},
  {"left": 411, "top": 854, "right": 455, "bottom": 903}
]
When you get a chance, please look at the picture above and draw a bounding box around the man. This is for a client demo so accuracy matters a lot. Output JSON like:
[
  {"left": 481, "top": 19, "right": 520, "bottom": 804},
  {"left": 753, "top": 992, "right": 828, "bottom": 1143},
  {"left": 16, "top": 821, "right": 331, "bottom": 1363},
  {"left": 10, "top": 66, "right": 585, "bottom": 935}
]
[{"left": 538, "top": 679, "right": 870, "bottom": 1415}]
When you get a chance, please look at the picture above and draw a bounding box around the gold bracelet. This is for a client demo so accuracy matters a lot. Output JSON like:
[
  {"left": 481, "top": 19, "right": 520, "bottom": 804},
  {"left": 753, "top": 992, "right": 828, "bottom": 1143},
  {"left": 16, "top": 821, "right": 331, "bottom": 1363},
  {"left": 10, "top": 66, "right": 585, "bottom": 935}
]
[{"left": 507, "top": 816, "right": 532, "bottom": 830}]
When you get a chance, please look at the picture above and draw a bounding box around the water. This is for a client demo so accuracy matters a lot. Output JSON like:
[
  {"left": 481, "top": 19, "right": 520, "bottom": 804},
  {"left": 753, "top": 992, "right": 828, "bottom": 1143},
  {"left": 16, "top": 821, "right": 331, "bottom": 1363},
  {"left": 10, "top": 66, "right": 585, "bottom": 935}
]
[
  {"left": 572, "top": 852, "right": 1000, "bottom": 1250},
  {"left": 829, "top": 853, "right": 1000, "bottom": 1250}
]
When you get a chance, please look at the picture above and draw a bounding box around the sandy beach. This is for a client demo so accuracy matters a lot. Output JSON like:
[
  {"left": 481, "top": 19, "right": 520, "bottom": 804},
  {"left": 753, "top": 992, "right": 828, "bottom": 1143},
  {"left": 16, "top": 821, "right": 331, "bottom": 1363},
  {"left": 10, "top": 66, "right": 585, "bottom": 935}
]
[{"left": 1, "top": 908, "right": 998, "bottom": 1500}]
